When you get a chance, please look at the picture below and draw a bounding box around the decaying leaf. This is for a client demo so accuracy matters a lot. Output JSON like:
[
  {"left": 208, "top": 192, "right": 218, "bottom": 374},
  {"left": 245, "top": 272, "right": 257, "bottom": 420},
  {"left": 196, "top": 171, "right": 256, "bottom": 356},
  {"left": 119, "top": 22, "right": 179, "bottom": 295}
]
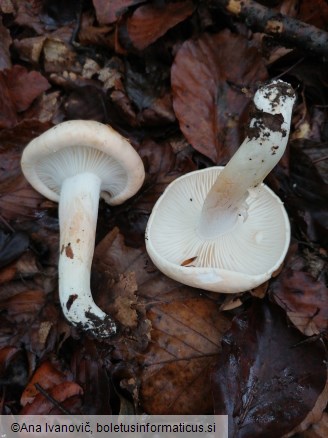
[
  {"left": 4, "top": 65, "right": 50, "bottom": 112},
  {"left": 0, "top": 346, "right": 28, "bottom": 387},
  {"left": 171, "top": 30, "right": 268, "bottom": 163},
  {"left": 212, "top": 300, "right": 328, "bottom": 437},
  {"left": 93, "top": 228, "right": 231, "bottom": 414},
  {"left": 138, "top": 295, "right": 231, "bottom": 414},
  {"left": 0, "top": 230, "right": 29, "bottom": 268},
  {"left": 0, "top": 17, "right": 11, "bottom": 70},
  {"left": 21, "top": 381, "right": 83, "bottom": 414},
  {"left": 270, "top": 268, "right": 328, "bottom": 336},
  {"left": 70, "top": 341, "right": 113, "bottom": 414},
  {"left": 21, "top": 361, "right": 71, "bottom": 407},
  {"left": 0, "top": 120, "right": 55, "bottom": 221},
  {"left": 301, "top": 412, "right": 328, "bottom": 438}
]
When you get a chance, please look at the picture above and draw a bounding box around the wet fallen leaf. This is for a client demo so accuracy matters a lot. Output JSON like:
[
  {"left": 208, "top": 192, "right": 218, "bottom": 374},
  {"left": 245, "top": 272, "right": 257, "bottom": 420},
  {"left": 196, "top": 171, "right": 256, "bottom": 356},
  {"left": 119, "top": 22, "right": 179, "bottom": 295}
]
[
  {"left": 0, "top": 120, "right": 55, "bottom": 221},
  {"left": 0, "top": 230, "right": 30, "bottom": 268},
  {"left": 69, "top": 340, "right": 113, "bottom": 414},
  {"left": 138, "top": 295, "right": 231, "bottom": 414},
  {"left": 270, "top": 268, "right": 328, "bottom": 336},
  {"left": 0, "top": 17, "right": 11, "bottom": 69},
  {"left": 212, "top": 300, "right": 328, "bottom": 437},
  {"left": 171, "top": 30, "right": 268, "bottom": 163},
  {"left": 0, "top": 346, "right": 28, "bottom": 387}
]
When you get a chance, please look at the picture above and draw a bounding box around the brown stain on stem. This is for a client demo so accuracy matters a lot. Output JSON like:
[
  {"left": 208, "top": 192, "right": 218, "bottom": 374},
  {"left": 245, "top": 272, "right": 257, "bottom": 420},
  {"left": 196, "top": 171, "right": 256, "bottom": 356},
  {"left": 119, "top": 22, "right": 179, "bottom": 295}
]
[
  {"left": 64, "top": 243, "right": 74, "bottom": 259},
  {"left": 66, "top": 294, "right": 78, "bottom": 311}
]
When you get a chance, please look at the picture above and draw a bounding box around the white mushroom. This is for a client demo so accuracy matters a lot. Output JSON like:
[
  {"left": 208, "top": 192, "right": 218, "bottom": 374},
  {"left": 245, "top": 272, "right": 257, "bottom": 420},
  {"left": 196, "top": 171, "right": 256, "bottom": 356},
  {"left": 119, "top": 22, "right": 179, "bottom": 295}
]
[
  {"left": 145, "top": 80, "right": 296, "bottom": 293},
  {"left": 21, "top": 120, "right": 145, "bottom": 337}
]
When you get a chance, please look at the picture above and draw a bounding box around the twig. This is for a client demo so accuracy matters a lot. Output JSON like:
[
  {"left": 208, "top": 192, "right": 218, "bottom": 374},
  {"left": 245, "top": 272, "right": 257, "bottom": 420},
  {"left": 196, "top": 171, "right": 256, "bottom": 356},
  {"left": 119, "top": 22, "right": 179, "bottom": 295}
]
[
  {"left": 212, "top": 0, "right": 328, "bottom": 58},
  {"left": 34, "top": 383, "right": 71, "bottom": 414},
  {"left": 313, "top": 155, "right": 328, "bottom": 164}
]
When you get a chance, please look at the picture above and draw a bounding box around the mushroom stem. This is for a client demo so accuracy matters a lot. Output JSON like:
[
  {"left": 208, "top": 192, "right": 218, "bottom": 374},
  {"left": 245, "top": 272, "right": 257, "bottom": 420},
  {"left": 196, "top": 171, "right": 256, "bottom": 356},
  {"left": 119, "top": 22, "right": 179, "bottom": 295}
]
[
  {"left": 58, "top": 171, "right": 116, "bottom": 337},
  {"left": 198, "top": 80, "right": 296, "bottom": 239}
]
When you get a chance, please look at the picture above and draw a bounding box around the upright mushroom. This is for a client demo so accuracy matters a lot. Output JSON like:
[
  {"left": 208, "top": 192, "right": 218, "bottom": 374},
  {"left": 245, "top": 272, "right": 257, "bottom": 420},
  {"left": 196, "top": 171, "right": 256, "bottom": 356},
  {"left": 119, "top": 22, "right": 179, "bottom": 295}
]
[
  {"left": 21, "top": 120, "right": 145, "bottom": 337},
  {"left": 146, "top": 80, "right": 296, "bottom": 293}
]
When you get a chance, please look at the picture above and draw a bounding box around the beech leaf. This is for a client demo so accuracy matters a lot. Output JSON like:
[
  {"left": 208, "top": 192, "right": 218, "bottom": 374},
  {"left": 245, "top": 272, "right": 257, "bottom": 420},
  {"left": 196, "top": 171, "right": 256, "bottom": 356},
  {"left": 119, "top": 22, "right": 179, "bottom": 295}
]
[
  {"left": 125, "top": 0, "right": 195, "bottom": 50},
  {"left": 171, "top": 30, "right": 267, "bottom": 163},
  {"left": 93, "top": 0, "right": 144, "bottom": 24},
  {"left": 269, "top": 268, "right": 328, "bottom": 336},
  {"left": 93, "top": 228, "right": 231, "bottom": 414},
  {"left": 212, "top": 300, "right": 327, "bottom": 437}
]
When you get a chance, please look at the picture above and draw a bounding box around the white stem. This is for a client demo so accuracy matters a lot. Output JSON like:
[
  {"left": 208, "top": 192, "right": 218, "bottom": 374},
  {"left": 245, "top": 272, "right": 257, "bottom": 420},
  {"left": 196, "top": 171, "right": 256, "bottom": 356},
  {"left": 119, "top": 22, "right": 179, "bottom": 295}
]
[
  {"left": 58, "top": 172, "right": 116, "bottom": 337},
  {"left": 198, "top": 80, "right": 296, "bottom": 239}
]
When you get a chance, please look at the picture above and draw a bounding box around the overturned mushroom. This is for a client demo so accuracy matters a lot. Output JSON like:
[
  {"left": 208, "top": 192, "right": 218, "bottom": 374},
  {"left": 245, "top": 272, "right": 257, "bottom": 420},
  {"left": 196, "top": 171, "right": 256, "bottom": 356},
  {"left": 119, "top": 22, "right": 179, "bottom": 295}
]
[
  {"left": 21, "top": 120, "right": 145, "bottom": 337},
  {"left": 146, "top": 80, "right": 296, "bottom": 293}
]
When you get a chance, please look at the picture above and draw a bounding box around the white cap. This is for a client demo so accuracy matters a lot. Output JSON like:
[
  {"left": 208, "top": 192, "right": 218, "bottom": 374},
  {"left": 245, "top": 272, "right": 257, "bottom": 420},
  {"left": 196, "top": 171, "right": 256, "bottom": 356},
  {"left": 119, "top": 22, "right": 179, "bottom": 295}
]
[{"left": 21, "top": 120, "right": 145, "bottom": 206}]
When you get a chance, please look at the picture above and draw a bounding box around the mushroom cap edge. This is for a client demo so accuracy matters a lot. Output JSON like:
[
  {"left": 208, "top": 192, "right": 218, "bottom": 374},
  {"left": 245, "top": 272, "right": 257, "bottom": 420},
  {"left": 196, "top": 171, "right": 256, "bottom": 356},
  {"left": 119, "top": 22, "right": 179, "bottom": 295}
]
[{"left": 21, "top": 120, "right": 145, "bottom": 206}]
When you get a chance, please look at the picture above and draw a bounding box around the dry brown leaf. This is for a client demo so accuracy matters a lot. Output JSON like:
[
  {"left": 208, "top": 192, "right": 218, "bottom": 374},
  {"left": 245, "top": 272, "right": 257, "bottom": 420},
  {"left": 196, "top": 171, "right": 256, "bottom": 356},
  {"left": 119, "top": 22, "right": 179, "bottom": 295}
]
[
  {"left": 14, "top": 0, "right": 45, "bottom": 34},
  {"left": 0, "top": 290, "right": 45, "bottom": 322},
  {"left": 93, "top": 228, "right": 231, "bottom": 414},
  {"left": 171, "top": 30, "right": 268, "bottom": 163},
  {"left": 3, "top": 65, "right": 50, "bottom": 112},
  {"left": 93, "top": 0, "right": 144, "bottom": 24},
  {"left": 0, "top": 16, "right": 11, "bottom": 69},
  {"left": 138, "top": 296, "right": 231, "bottom": 414},
  {"left": 0, "top": 250, "right": 39, "bottom": 284},
  {"left": 125, "top": 0, "right": 195, "bottom": 50},
  {"left": 270, "top": 268, "right": 328, "bottom": 336},
  {"left": 21, "top": 361, "right": 71, "bottom": 406},
  {"left": 43, "top": 37, "right": 80, "bottom": 74},
  {"left": 13, "top": 35, "right": 47, "bottom": 65},
  {"left": 301, "top": 412, "right": 328, "bottom": 438},
  {"left": 109, "top": 272, "right": 139, "bottom": 328},
  {"left": 0, "top": 120, "right": 55, "bottom": 221},
  {"left": 21, "top": 381, "right": 83, "bottom": 414}
]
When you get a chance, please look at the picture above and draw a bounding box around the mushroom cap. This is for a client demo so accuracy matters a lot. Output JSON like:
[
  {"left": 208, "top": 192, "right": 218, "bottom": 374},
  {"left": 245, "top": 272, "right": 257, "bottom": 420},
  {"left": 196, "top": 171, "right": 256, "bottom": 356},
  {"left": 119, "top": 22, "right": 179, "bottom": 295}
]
[
  {"left": 145, "top": 167, "right": 290, "bottom": 293},
  {"left": 21, "top": 120, "right": 145, "bottom": 206}
]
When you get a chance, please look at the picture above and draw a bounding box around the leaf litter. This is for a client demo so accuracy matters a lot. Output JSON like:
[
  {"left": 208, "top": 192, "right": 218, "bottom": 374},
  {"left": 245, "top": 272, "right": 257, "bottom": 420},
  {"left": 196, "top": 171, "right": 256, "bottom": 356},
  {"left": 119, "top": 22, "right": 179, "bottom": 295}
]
[{"left": 0, "top": 0, "right": 327, "bottom": 435}]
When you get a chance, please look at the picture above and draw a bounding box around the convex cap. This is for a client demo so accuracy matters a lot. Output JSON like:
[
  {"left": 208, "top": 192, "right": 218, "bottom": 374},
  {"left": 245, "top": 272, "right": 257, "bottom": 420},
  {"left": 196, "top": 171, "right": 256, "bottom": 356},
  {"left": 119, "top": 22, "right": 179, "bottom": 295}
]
[{"left": 21, "top": 120, "right": 144, "bottom": 205}]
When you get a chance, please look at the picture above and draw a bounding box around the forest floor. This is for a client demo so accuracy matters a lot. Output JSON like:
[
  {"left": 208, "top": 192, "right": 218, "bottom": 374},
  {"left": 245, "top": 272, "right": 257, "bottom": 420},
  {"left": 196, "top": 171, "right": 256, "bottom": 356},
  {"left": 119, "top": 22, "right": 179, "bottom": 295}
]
[{"left": 0, "top": 1, "right": 328, "bottom": 437}]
